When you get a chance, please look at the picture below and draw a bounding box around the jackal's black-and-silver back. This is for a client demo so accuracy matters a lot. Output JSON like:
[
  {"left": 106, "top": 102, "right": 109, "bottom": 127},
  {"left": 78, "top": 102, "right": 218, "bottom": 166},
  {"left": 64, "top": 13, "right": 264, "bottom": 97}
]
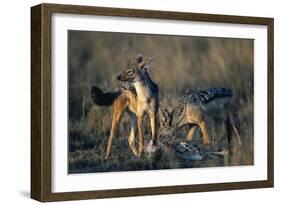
[
  {"left": 180, "top": 87, "right": 232, "bottom": 105},
  {"left": 170, "top": 87, "right": 233, "bottom": 127},
  {"left": 159, "top": 87, "right": 240, "bottom": 149}
]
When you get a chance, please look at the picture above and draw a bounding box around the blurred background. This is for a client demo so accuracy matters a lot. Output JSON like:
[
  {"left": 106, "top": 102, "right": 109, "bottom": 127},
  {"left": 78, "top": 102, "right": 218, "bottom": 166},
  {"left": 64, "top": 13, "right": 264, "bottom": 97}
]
[{"left": 68, "top": 30, "right": 254, "bottom": 174}]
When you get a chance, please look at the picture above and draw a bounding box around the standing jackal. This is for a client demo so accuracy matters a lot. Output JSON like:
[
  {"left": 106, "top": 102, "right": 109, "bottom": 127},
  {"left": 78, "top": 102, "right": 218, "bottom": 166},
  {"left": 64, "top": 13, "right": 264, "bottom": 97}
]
[
  {"left": 159, "top": 88, "right": 241, "bottom": 150},
  {"left": 91, "top": 55, "right": 159, "bottom": 159}
]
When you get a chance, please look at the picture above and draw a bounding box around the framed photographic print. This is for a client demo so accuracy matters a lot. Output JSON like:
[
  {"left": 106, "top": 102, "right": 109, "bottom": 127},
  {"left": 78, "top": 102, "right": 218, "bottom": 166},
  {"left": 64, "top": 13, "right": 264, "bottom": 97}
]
[{"left": 31, "top": 3, "right": 274, "bottom": 202}]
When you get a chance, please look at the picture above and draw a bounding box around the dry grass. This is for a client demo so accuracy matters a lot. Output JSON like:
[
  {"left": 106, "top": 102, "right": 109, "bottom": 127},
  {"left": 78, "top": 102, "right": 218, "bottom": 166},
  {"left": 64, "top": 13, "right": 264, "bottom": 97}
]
[{"left": 68, "top": 31, "right": 254, "bottom": 174}]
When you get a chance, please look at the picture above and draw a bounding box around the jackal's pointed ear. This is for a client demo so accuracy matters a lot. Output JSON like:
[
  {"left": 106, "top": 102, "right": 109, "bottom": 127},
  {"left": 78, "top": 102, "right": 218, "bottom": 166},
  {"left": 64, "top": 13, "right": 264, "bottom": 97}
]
[
  {"left": 134, "top": 54, "right": 143, "bottom": 64},
  {"left": 141, "top": 64, "right": 149, "bottom": 71},
  {"left": 159, "top": 107, "right": 171, "bottom": 127},
  {"left": 146, "top": 57, "right": 154, "bottom": 65},
  {"left": 140, "top": 57, "right": 154, "bottom": 71},
  {"left": 132, "top": 54, "right": 144, "bottom": 70},
  {"left": 159, "top": 108, "right": 166, "bottom": 118}
]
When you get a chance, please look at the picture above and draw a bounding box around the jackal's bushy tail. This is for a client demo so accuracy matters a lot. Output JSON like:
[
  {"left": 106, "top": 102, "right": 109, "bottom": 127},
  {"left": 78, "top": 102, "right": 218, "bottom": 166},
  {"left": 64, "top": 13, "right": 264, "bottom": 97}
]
[
  {"left": 198, "top": 87, "right": 232, "bottom": 103},
  {"left": 91, "top": 86, "right": 121, "bottom": 106}
]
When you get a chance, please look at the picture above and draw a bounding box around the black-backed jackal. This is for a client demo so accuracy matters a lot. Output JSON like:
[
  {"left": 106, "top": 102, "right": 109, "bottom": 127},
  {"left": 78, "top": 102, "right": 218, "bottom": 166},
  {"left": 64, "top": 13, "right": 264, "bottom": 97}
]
[
  {"left": 159, "top": 88, "right": 241, "bottom": 151},
  {"left": 91, "top": 55, "right": 159, "bottom": 159}
]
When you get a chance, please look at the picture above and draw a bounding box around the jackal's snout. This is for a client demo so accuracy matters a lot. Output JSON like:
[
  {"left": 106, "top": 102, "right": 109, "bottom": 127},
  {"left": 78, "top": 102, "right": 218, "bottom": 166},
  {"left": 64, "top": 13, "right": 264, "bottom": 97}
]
[
  {"left": 116, "top": 74, "right": 122, "bottom": 81},
  {"left": 116, "top": 69, "right": 136, "bottom": 82},
  {"left": 116, "top": 72, "right": 129, "bottom": 82}
]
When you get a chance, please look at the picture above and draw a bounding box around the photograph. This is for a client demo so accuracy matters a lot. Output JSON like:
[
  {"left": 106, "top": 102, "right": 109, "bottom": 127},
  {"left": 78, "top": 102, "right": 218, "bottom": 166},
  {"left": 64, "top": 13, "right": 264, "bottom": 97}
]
[{"left": 67, "top": 30, "right": 254, "bottom": 174}]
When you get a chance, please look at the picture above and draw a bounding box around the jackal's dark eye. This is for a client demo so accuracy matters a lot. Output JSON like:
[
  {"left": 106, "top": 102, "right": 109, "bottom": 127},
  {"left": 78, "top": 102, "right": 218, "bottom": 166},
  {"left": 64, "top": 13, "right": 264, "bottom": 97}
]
[
  {"left": 127, "top": 69, "right": 134, "bottom": 75},
  {"left": 161, "top": 118, "right": 167, "bottom": 127}
]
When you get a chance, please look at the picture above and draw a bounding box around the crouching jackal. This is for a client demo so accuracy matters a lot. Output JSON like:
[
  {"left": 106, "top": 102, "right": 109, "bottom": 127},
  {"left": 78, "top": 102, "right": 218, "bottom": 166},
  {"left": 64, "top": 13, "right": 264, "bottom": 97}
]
[
  {"left": 159, "top": 88, "right": 241, "bottom": 151},
  {"left": 91, "top": 54, "right": 159, "bottom": 159}
]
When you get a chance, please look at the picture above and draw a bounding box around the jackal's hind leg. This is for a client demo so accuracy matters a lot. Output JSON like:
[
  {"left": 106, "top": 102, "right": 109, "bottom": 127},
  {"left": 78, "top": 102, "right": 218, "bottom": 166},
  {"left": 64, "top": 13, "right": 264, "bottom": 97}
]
[
  {"left": 225, "top": 117, "right": 232, "bottom": 151},
  {"left": 105, "top": 108, "right": 123, "bottom": 160},
  {"left": 232, "top": 125, "right": 242, "bottom": 146},
  {"left": 228, "top": 113, "right": 242, "bottom": 146}
]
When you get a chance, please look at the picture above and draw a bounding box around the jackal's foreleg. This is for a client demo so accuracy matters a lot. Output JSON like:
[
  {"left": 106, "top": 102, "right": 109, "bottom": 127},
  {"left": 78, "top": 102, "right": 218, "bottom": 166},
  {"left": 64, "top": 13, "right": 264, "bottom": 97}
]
[
  {"left": 186, "top": 124, "right": 197, "bottom": 141},
  {"left": 137, "top": 115, "right": 144, "bottom": 158},
  {"left": 148, "top": 111, "right": 157, "bottom": 146},
  {"left": 127, "top": 110, "right": 138, "bottom": 156},
  {"left": 199, "top": 121, "right": 211, "bottom": 145}
]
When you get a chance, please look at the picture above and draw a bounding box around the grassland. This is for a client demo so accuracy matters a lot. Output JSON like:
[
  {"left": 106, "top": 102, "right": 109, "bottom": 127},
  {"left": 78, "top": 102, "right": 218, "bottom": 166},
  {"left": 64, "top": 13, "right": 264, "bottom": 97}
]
[{"left": 68, "top": 31, "right": 254, "bottom": 174}]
